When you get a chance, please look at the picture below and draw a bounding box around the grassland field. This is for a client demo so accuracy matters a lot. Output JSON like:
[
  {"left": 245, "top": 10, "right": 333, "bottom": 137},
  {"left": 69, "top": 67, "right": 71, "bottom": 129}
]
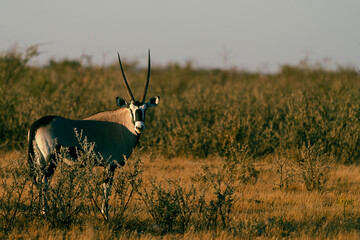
[{"left": 1, "top": 46, "right": 360, "bottom": 239}]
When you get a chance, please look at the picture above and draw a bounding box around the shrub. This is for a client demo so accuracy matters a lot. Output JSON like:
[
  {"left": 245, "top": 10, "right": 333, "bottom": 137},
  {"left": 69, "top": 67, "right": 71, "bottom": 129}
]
[
  {"left": 28, "top": 131, "right": 145, "bottom": 227},
  {"left": 136, "top": 179, "right": 197, "bottom": 233},
  {"left": 194, "top": 147, "right": 259, "bottom": 229},
  {"left": 272, "top": 154, "right": 297, "bottom": 190},
  {"left": 0, "top": 154, "right": 35, "bottom": 233},
  {"left": 295, "top": 144, "right": 334, "bottom": 191}
]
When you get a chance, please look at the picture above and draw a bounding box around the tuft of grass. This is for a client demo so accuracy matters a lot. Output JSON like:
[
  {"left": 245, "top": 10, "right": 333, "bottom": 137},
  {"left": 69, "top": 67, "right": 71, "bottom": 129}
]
[{"left": 295, "top": 144, "right": 334, "bottom": 191}]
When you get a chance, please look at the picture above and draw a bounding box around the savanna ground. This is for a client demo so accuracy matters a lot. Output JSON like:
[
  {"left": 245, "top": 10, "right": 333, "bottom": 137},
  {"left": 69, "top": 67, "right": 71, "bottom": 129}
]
[{"left": 1, "top": 46, "right": 360, "bottom": 239}]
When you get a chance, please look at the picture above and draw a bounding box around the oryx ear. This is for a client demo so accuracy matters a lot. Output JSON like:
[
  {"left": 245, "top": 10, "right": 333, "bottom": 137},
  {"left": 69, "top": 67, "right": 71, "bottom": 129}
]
[
  {"left": 116, "top": 97, "right": 129, "bottom": 108},
  {"left": 147, "top": 96, "right": 160, "bottom": 108}
]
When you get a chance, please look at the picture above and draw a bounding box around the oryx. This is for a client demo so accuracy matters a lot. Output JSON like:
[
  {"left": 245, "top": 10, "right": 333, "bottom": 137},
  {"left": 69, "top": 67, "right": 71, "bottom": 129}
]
[{"left": 28, "top": 50, "right": 160, "bottom": 217}]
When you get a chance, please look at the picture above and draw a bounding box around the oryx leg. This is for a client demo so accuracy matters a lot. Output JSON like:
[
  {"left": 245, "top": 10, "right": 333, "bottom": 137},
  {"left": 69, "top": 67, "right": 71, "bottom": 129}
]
[
  {"left": 101, "top": 165, "right": 115, "bottom": 219},
  {"left": 39, "top": 175, "right": 49, "bottom": 215},
  {"left": 36, "top": 153, "right": 56, "bottom": 215}
]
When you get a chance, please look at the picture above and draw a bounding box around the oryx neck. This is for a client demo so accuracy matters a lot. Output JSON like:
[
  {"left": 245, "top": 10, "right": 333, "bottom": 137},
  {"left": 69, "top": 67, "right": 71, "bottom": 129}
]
[{"left": 84, "top": 108, "right": 139, "bottom": 137}]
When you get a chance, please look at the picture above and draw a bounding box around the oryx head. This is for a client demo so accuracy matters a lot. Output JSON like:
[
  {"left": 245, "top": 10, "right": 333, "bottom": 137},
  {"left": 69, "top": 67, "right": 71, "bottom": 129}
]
[{"left": 116, "top": 50, "right": 160, "bottom": 135}]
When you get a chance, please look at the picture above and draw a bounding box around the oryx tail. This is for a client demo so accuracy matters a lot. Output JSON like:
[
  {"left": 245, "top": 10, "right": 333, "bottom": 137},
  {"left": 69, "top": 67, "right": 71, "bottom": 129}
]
[{"left": 28, "top": 116, "right": 57, "bottom": 184}]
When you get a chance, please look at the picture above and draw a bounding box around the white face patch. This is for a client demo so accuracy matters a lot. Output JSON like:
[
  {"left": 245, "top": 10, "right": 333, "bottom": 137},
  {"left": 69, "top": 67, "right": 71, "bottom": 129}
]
[{"left": 134, "top": 121, "right": 145, "bottom": 134}]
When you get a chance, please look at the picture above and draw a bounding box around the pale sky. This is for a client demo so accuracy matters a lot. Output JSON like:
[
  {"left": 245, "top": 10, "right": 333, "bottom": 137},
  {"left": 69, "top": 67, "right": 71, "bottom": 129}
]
[{"left": 1, "top": 0, "right": 359, "bottom": 72}]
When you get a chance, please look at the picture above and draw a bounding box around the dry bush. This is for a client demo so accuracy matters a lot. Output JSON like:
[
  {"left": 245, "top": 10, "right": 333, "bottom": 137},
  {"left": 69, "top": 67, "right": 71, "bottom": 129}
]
[
  {"left": 136, "top": 179, "right": 197, "bottom": 233},
  {"left": 108, "top": 154, "right": 143, "bottom": 225},
  {"left": 133, "top": 145, "right": 259, "bottom": 234},
  {"left": 295, "top": 144, "right": 334, "bottom": 191},
  {"left": 272, "top": 154, "right": 297, "bottom": 190},
  {"left": 272, "top": 144, "right": 334, "bottom": 191},
  {"left": 1, "top": 153, "right": 360, "bottom": 239},
  {"left": 14, "top": 133, "right": 144, "bottom": 229},
  {"left": 194, "top": 159, "right": 258, "bottom": 229},
  {"left": 0, "top": 154, "right": 36, "bottom": 234}
]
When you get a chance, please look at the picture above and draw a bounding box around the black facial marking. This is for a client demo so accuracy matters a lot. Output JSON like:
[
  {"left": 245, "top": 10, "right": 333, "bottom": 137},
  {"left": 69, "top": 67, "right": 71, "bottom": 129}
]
[
  {"left": 135, "top": 109, "right": 143, "bottom": 121},
  {"left": 133, "top": 101, "right": 142, "bottom": 106},
  {"left": 150, "top": 97, "right": 157, "bottom": 105},
  {"left": 130, "top": 111, "right": 135, "bottom": 124}
]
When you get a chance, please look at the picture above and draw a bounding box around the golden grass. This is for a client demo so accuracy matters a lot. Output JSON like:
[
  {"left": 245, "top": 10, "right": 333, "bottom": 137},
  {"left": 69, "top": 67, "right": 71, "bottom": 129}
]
[{"left": 1, "top": 151, "right": 359, "bottom": 239}]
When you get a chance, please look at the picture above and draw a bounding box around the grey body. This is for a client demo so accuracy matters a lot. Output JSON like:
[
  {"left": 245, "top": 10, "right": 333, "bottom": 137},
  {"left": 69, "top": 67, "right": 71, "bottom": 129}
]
[{"left": 31, "top": 108, "right": 138, "bottom": 171}]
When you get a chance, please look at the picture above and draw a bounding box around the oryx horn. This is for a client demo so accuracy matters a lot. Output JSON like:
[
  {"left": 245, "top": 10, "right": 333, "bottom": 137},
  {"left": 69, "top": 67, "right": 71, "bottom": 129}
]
[
  {"left": 117, "top": 53, "right": 135, "bottom": 101},
  {"left": 141, "top": 49, "right": 151, "bottom": 103}
]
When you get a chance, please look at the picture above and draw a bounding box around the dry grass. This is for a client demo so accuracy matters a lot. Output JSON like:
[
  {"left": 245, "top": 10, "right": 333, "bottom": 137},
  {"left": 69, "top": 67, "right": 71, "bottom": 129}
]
[{"left": 1, "top": 152, "right": 360, "bottom": 239}]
